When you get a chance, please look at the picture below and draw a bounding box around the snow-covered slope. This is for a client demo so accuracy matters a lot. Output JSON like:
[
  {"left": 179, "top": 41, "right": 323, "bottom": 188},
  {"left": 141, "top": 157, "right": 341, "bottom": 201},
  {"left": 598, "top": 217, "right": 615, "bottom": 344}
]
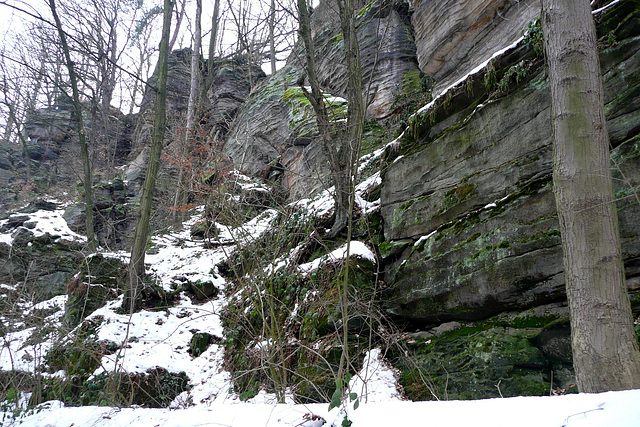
[
  {"left": 7, "top": 388, "right": 640, "bottom": 426},
  {"left": 2, "top": 188, "right": 639, "bottom": 427}
]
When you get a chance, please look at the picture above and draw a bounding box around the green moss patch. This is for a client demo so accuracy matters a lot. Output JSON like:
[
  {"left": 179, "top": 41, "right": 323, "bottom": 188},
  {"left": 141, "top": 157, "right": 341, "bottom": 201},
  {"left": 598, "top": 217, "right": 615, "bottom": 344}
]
[{"left": 393, "top": 326, "right": 552, "bottom": 400}]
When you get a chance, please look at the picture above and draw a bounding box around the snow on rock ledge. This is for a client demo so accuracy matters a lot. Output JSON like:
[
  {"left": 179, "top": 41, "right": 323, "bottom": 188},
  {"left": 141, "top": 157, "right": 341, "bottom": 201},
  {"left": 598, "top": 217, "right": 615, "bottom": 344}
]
[{"left": 298, "top": 241, "right": 376, "bottom": 276}]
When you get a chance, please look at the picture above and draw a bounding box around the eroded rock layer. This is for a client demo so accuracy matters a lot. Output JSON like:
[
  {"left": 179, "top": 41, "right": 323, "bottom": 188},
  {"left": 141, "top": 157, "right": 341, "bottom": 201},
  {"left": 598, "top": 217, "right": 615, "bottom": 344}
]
[
  {"left": 411, "top": 0, "right": 540, "bottom": 95},
  {"left": 381, "top": 3, "right": 640, "bottom": 324}
]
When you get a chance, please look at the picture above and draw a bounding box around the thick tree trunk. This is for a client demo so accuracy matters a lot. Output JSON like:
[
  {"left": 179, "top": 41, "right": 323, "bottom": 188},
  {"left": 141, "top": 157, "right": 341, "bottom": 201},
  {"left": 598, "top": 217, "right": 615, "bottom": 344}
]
[
  {"left": 124, "top": 0, "right": 174, "bottom": 313},
  {"left": 49, "top": 0, "right": 96, "bottom": 252},
  {"left": 542, "top": 0, "right": 640, "bottom": 392}
]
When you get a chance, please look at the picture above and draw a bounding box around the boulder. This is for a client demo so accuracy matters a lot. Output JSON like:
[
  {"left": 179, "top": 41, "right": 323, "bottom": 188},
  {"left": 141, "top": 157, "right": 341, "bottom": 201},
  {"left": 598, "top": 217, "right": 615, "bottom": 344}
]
[
  {"left": 189, "top": 331, "right": 220, "bottom": 357},
  {"left": 64, "top": 254, "right": 126, "bottom": 327},
  {"left": 223, "top": 66, "right": 331, "bottom": 200},
  {"left": 0, "top": 226, "right": 83, "bottom": 302},
  {"left": 394, "top": 326, "right": 552, "bottom": 400},
  {"left": 64, "top": 178, "right": 135, "bottom": 250}
]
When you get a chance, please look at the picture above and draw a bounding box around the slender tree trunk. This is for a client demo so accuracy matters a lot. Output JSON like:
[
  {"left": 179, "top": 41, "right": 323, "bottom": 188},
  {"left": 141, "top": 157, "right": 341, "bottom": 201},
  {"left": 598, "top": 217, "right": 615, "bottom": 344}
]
[
  {"left": 173, "top": 0, "right": 202, "bottom": 220},
  {"left": 334, "top": 0, "right": 365, "bottom": 381},
  {"left": 124, "top": 0, "right": 174, "bottom": 313},
  {"left": 297, "top": 0, "right": 348, "bottom": 238},
  {"left": 48, "top": 0, "right": 96, "bottom": 251},
  {"left": 3, "top": 107, "right": 15, "bottom": 143},
  {"left": 228, "top": 0, "right": 254, "bottom": 89},
  {"left": 168, "top": 0, "right": 185, "bottom": 53},
  {"left": 101, "top": 12, "right": 119, "bottom": 113},
  {"left": 204, "top": 0, "right": 221, "bottom": 96},
  {"left": 3, "top": 102, "right": 31, "bottom": 183},
  {"left": 542, "top": 0, "right": 640, "bottom": 392},
  {"left": 185, "top": 0, "right": 202, "bottom": 146},
  {"left": 269, "top": 0, "right": 277, "bottom": 75}
]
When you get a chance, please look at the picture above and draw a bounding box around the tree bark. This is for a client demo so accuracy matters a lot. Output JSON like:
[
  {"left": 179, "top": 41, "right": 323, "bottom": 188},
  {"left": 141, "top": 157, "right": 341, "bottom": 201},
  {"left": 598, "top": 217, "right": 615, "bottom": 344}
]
[
  {"left": 173, "top": 0, "right": 203, "bottom": 221},
  {"left": 334, "top": 0, "right": 365, "bottom": 239},
  {"left": 542, "top": 0, "right": 640, "bottom": 392},
  {"left": 269, "top": 0, "right": 277, "bottom": 75},
  {"left": 168, "top": 0, "right": 185, "bottom": 54},
  {"left": 124, "top": 0, "right": 174, "bottom": 313},
  {"left": 204, "top": 0, "right": 221, "bottom": 96},
  {"left": 297, "top": 0, "right": 356, "bottom": 238},
  {"left": 185, "top": 0, "right": 202, "bottom": 146},
  {"left": 48, "top": 0, "right": 96, "bottom": 252}
]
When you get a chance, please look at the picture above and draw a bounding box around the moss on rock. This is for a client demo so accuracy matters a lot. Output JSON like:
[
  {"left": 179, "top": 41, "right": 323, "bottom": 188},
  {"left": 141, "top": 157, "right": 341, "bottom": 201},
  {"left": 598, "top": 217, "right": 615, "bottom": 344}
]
[{"left": 393, "top": 327, "right": 550, "bottom": 400}]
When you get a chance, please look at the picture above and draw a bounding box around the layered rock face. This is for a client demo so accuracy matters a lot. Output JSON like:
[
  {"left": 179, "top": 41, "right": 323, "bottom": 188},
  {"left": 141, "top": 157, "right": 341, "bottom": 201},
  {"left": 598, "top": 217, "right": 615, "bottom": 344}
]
[
  {"left": 0, "top": 201, "right": 84, "bottom": 302},
  {"left": 225, "top": 0, "right": 420, "bottom": 199},
  {"left": 132, "top": 51, "right": 265, "bottom": 183},
  {"left": 139, "top": 48, "right": 193, "bottom": 117},
  {"left": 381, "top": 4, "right": 640, "bottom": 324},
  {"left": 223, "top": 66, "right": 327, "bottom": 200},
  {"left": 0, "top": 100, "right": 133, "bottom": 212},
  {"left": 207, "top": 57, "right": 266, "bottom": 136},
  {"left": 309, "top": 0, "right": 420, "bottom": 118},
  {"left": 123, "top": 52, "right": 265, "bottom": 233},
  {"left": 411, "top": 0, "right": 540, "bottom": 95}
]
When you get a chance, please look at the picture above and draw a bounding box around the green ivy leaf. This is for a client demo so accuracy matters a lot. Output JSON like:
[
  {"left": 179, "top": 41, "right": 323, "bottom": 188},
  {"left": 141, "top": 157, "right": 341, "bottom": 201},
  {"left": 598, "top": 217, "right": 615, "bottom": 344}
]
[{"left": 328, "top": 388, "right": 342, "bottom": 411}]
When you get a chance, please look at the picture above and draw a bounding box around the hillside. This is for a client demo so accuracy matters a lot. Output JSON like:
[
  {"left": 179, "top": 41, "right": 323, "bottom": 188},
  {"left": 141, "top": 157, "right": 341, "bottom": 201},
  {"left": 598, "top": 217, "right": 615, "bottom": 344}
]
[{"left": 1, "top": 0, "right": 640, "bottom": 425}]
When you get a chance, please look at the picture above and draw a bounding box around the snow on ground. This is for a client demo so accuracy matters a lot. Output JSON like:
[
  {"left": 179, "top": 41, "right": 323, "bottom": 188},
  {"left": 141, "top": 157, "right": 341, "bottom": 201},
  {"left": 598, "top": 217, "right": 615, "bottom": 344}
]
[
  {"left": 349, "top": 349, "right": 403, "bottom": 404},
  {"left": 228, "top": 170, "right": 271, "bottom": 193},
  {"left": 0, "top": 295, "right": 67, "bottom": 372},
  {"left": 292, "top": 171, "right": 381, "bottom": 222},
  {"left": 88, "top": 296, "right": 223, "bottom": 376},
  {"left": 5, "top": 389, "right": 640, "bottom": 427},
  {"left": 19, "top": 208, "right": 86, "bottom": 243},
  {"left": 0, "top": 202, "right": 87, "bottom": 245},
  {"left": 145, "top": 214, "right": 228, "bottom": 290},
  {"left": 85, "top": 212, "right": 241, "bottom": 404},
  {"left": 2, "top": 154, "right": 639, "bottom": 427},
  {"left": 292, "top": 189, "right": 335, "bottom": 220}
]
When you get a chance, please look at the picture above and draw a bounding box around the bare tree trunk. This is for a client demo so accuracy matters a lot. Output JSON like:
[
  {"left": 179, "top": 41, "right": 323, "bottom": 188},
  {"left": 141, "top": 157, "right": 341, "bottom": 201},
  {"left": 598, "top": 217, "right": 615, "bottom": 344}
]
[
  {"left": 2, "top": 101, "right": 31, "bottom": 183},
  {"left": 168, "top": 0, "right": 185, "bottom": 53},
  {"left": 297, "top": 0, "right": 363, "bottom": 239},
  {"left": 124, "top": 0, "right": 174, "bottom": 313},
  {"left": 173, "top": 0, "right": 203, "bottom": 220},
  {"left": 269, "top": 0, "right": 277, "bottom": 75},
  {"left": 48, "top": 0, "right": 96, "bottom": 252},
  {"left": 297, "top": 0, "right": 342, "bottom": 238},
  {"left": 204, "top": 0, "right": 221, "bottom": 95},
  {"left": 542, "top": 0, "right": 640, "bottom": 392},
  {"left": 3, "top": 106, "right": 15, "bottom": 143},
  {"left": 335, "top": 0, "right": 365, "bottom": 381},
  {"left": 185, "top": 0, "right": 202, "bottom": 147}
]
